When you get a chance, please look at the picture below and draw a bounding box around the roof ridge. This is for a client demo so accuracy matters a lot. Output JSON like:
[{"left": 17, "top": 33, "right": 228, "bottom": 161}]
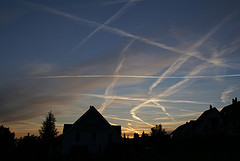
[{"left": 62, "top": 106, "right": 123, "bottom": 141}]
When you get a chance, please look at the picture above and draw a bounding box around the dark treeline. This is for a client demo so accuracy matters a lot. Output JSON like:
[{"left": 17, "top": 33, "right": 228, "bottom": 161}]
[
  {"left": 0, "top": 111, "right": 61, "bottom": 161},
  {"left": 121, "top": 128, "right": 240, "bottom": 161},
  {"left": 1, "top": 99, "right": 240, "bottom": 161},
  {"left": 1, "top": 123, "right": 240, "bottom": 161}
]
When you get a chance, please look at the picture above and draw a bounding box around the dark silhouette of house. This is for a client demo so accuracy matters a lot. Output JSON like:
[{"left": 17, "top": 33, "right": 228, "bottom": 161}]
[
  {"left": 62, "top": 106, "right": 122, "bottom": 155},
  {"left": 171, "top": 97, "right": 240, "bottom": 137}
]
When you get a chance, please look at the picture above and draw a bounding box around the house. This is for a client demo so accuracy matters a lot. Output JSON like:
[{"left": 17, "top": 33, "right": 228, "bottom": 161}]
[
  {"left": 62, "top": 106, "right": 123, "bottom": 155},
  {"left": 171, "top": 97, "right": 240, "bottom": 138}
]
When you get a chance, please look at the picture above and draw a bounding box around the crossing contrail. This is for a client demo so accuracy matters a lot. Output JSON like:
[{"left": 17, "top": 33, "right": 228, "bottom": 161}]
[
  {"left": 19, "top": 0, "right": 231, "bottom": 66},
  {"left": 130, "top": 10, "right": 239, "bottom": 125},
  {"left": 149, "top": 11, "right": 238, "bottom": 94},
  {"left": 72, "top": 1, "right": 136, "bottom": 51},
  {"left": 99, "top": 40, "right": 135, "bottom": 113}
]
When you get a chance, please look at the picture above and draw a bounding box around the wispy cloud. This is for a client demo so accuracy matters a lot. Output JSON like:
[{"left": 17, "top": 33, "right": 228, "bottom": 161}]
[
  {"left": 122, "top": 126, "right": 138, "bottom": 133},
  {"left": 173, "top": 112, "right": 202, "bottom": 118},
  {"left": 99, "top": 40, "right": 134, "bottom": 113},
  {"left": 19, "top": 0, "right": 231, "bottom": 66},
  {"left": 33, "top": 73, "right": 240, "bottom": 79},
  {"left": 190, "top": 10, "right": 240, "bottom": 51},
  {"left": 130, "top": 100, "right": 153, "bottom": 126},
  {"left": 153, "top": 111, "right": 202, "bottom": 121},
  {"left": 104, "top": 115, "right": 139, "bottom": 123},
  {"left": 221, "top": 86, "right": 236, "bottom": 103},
  {"left": 149, "top": 11, "right": 238, "bottom": 94},
  {"left": 132, "top": 51, "right": 225, "bottom": 124},
  {"left": 129, "top": 11, "right": 239, "bottom": 125},
  {"left": 25, "top": 1, "right": 182, "bottom": 54},
  {"left": 19, "top": 1, "right": 100, "bottom": 27},
  {"left": 152, "top": 101, "right": 175, "bottom": 121},
  {"left": 149, "top": 55, "right": 191, "bottom": 94},
  {"left": 79, "top": 93, "right": 210, "bottom": 105}
]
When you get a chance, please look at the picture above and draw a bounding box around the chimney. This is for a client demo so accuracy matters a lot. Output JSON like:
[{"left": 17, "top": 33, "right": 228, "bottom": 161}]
[{"left": 232, "top": 97, "right": 237, "bottom": 104}]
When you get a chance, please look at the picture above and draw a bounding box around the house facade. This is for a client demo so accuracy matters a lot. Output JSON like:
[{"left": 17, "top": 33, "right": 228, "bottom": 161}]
[{"left": 62, "top": 106, "right": 123, "bottom": 155}]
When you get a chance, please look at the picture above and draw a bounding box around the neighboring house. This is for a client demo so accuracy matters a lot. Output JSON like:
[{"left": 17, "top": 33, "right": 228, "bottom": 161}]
[
  {"left": 171, "top": 97, "right": 240, "bottom": 137},
  {"left": 62, "top": 106, "right": 123, "bottom": 155}
]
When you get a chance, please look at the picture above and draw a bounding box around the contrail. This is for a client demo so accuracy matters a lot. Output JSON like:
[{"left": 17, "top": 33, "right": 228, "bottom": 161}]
[
  {"left": 132, "top": 11, "right": 240, "bottom": 125},
  {"left": 19, "top": 1, "right": 100, "bottom": 27},
  {"left": 190, "top": 10, "right": 240, "bottom": 51},
  {"left": 149, "top": 11, "right": 238, "bottom": 94},
  {"left": 131, "top": 57, "right": 214, "bottom": 123},
  {"left": 72, "top": 1, "right": 135, "bottom": 51},
  {"left": 155, "top": 39, "right": 239, "bottom": 99},
  {"left": 19, "top": 0, "right": 230, "bottom": 66},
  {"left": 152, "top": 101, "right": 175, "bottom": 121},
  {"left": 130, "top": 100, "right": 153, "bottom": 126},
  {"left": 33, "top": 73, "right": 240, "bottom": 79},
  {"left": 104, "top": 115, "right": 140, "bottom": 123},
  {"left": 103, "top": 0, "right": 143, "bottom": 6},
  {"left": 149, "top": 55, "right": 191, "bottom": 94},
  {"left": 221, "top": 86, "right": 236, "bottom": 103},
  {"left": 99, "top": 40, "right": 135, "bottom": 113},
  {"left": 20, "top": 0, "right": 239, "bottom": 126},
  {"left": 156, "top": 60, "right": 212, "bottom": 99},
  {"left": 80, "top": 93, "right": 211, "bottom": 104},
  {"left": 19, "top": 1, "right": 180, "bottom": 54}
]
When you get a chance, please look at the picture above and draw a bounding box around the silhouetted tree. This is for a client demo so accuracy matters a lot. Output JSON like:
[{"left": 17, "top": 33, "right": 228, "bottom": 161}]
[
  {"left": 17, "top": 133, "right": 43, "bottom": 161},
  {"left": 141, "top": 131, "right": 148, "bottom": 138},
  {"left": 0, "top": 125, "right": 15, "bottom": 158},
  {"left": 39, "top": 111, "right": 59, "bottom": 158},
  {"left": 134, "top": 133, "right": 140, "bottom": 140},
  {"left": 150, "top": 124, "right": 169, "bottom": 150},
  {"left": 39, "top": 111, "right": 58, "bottom": 143},
  {"left": 151, "top": 124, "right": 166, "bottom": 137}
]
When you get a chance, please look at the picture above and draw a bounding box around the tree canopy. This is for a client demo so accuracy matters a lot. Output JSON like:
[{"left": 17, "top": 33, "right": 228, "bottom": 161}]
[
  {"left": 39, "top": 111, "right": 58, "bottom": 143},
  {"left": 150, "top": 124, "right": 166, "bottom": 137},
  {"left": 0, "top": 125, "right": 15, "bottom": 153}
]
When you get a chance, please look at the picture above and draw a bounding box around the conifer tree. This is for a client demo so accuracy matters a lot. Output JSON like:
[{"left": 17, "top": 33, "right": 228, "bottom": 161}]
[{"left": 39, "top": 111, "right": 58, "bottom": 143}]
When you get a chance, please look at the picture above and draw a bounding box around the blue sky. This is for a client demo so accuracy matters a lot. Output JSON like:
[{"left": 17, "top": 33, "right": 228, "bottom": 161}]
[{"left": 1, "top": 0, "right": 240, "bottom": 137}]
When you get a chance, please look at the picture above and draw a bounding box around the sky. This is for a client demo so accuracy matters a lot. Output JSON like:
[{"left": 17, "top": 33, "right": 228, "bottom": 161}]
[{"left": 1, "top": 0, "right": 240, "bottom": 138}]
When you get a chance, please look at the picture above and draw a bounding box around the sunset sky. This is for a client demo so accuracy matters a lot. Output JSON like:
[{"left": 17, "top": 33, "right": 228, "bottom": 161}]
[{"left": 1, "top": 0, "right": 240, "bottom": 138}]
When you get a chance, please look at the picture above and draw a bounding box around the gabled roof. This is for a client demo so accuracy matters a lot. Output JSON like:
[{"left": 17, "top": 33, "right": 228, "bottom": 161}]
[
  {"left": 63, "top": 124, "right": 73, "bottom": 134},
  {"left": 172, "top": 99, "right": 240, "bottom": 137},
  {"left": 196, "top": 107, "right": 219, "bottom": 123},
  {"left": 62, "top": 106, "right": 122, "bottom": 140}
]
